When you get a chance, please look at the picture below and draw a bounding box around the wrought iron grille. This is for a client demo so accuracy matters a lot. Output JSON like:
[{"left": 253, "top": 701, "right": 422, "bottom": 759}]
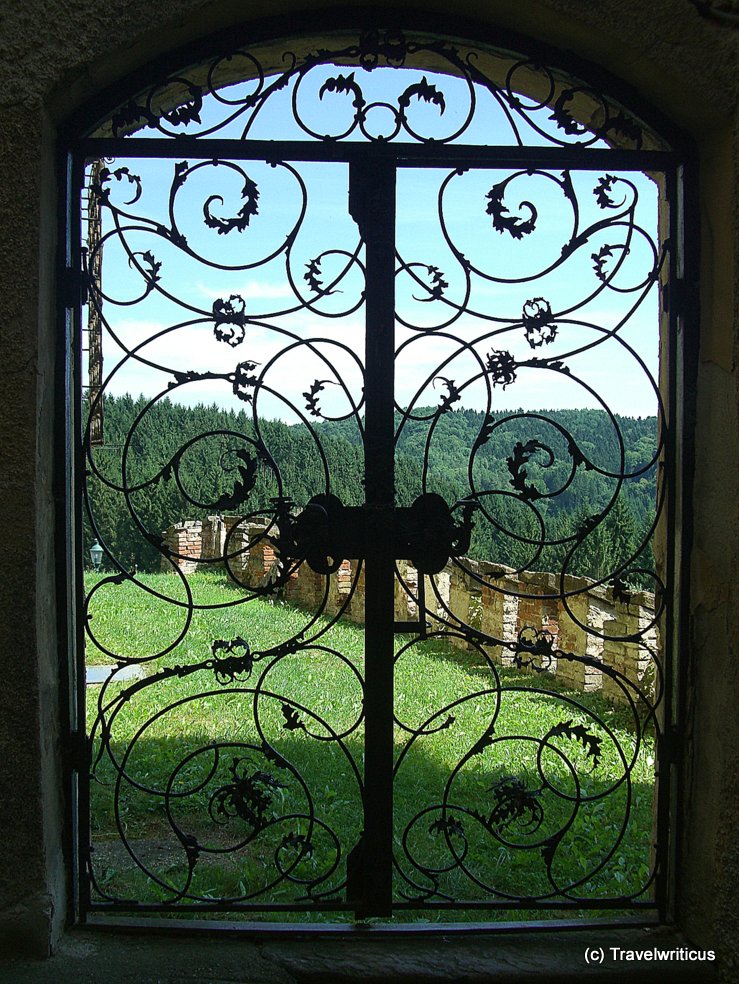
[{"left": 67, "top": 26, "right": 685, "bottom": 923}]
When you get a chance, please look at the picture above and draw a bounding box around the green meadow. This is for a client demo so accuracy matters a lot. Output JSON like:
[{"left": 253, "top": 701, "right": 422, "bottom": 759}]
[{"left": 84, "top": 571, "right": 656, "bottom": 921}]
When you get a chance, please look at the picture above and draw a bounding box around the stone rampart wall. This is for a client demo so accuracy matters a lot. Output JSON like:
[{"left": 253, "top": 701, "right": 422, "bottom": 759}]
[{"left": 161, "top": 516, "right": 657, "bottom": 704}]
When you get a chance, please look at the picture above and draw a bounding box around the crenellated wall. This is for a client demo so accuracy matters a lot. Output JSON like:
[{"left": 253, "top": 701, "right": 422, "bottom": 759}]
[{"left": 161, "top": 516, "right": 657, "bottom": 704}]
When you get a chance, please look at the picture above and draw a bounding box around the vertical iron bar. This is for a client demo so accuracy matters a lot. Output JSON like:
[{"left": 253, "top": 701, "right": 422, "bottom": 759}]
[
  {"left": 62, "top": 148, "right": 90, "bottom": 920},
  {"left": 660, "top": 156, "right": 698, "bottom": 923},
  {"left": 75, "top": 152, "right": 91, "bottom": 921},
  {"left": 349, "top": 159, "right": 397, "bottom": 917},
  {"left": 655, "top": 164, "right": 678, "bottom": 922},
  {"left": 56, "top": 145, "right": 78, "bottom": 921}
]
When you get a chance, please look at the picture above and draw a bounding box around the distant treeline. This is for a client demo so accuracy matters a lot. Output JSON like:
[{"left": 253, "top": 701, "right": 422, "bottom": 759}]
[{"left": 84, "top": 394, "right": 658, "bottom": 584}]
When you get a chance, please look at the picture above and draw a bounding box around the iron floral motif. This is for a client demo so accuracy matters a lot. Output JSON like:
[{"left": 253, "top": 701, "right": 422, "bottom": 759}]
[
  {"left": 209, "top": 758, "right": 286, "bottom": 829},
  {"left": 82, "top": 25, "right": 667, "bottom": 917}
]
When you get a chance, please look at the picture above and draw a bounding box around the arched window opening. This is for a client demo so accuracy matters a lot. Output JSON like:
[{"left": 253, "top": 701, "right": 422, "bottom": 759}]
[{"left": 66, "top": 26, "right": 687, "bottom": 927}]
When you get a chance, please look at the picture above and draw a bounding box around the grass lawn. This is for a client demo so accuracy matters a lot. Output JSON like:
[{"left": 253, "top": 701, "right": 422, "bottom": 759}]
[{"left": 83, "top": 570, "right": 657, "bottom": 921}]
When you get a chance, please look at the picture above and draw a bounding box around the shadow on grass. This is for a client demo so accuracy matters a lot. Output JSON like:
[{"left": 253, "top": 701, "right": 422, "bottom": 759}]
[
  {"left": 83, "top": 574, "right": 658, "bottom": 922},
  {"left": 87, "top": 688, "right": 657, "bottom": 922}
]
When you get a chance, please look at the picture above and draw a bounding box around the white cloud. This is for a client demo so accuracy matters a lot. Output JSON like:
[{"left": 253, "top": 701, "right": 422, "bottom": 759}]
[{"left": 96, "top": 305, "right": 659, "bottom": 421}]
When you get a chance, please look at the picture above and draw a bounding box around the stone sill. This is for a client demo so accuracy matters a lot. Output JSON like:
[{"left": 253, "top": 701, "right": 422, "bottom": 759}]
[
  {"left": 0, "top": 923, "right": 719, "bottom": 983},
  {"left": 263, "top": 925, "right": 719, "bottom": 983}
]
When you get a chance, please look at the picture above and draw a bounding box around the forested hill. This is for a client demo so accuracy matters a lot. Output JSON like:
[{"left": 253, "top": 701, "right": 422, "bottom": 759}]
[{"left": 86, "top": 394, "right": 658, "bottom": 579}]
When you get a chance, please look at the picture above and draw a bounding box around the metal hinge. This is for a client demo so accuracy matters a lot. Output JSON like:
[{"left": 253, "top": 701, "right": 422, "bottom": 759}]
[
  {"left": 661, "top": 725, "right": 682, "bottom": 766},
  {"left": 285, "top": 492, "right": 476, "bottom": 576},
  {"left": 62, "top": 267, "right": 88, "bottom": 309},
  {"left": 662, "top": 277, "right": 697, "bottom": 318},
  {"left": 69, "top": 730, "right": 90, "bottom": 773}
]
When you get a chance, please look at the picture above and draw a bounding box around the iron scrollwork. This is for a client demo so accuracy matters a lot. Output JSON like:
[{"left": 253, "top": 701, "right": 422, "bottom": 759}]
[
  {"left": 94, "top": 28, "right": 659, "bottom": 151},
  {"left": 80, "top": 26, "right": 671, "bottom": 919},
  {"left": 391, "top": 153, "right": 665, "bottom": 907}
]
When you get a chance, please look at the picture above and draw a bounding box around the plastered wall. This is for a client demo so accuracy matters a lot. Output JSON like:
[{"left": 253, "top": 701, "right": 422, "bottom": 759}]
[{"left": 0, "top": 0, "right": 736, "bottom": 973}]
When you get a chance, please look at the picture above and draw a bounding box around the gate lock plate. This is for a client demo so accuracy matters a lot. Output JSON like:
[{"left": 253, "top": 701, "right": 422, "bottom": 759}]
[{"left": 276, "top": 493, "right": 476, "bottom": 575}]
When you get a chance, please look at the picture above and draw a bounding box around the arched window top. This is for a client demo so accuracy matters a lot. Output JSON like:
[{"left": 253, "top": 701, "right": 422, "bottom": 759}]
[
  {"left": 68, "top": 17, "right": 690, "bottom": 925},
  {"left": 86, "top": 27, "right": 671, "bottom": 152}
]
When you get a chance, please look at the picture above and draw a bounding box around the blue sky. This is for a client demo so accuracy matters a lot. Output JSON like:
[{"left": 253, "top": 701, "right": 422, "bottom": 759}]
[{"left": 85, "top": 66, "right": 663, "bottom": 422}]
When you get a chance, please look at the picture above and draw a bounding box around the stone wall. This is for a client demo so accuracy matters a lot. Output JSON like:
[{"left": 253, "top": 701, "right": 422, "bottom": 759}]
[
  {"left": 161, "top": 517, "right": 657, "bottom": 704},
  {"left": 160, "top": 519, "right": 203, "bottom": 574}
]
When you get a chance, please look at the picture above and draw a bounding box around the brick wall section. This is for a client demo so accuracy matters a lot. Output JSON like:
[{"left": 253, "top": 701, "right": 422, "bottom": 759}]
[
  {"left": 284, "top": 561, "right": 325, "bottom": 609},
  {"left": 220, "top": 515, "right": 248, "bottom": 580},
  {"left": 160, "top": 518, "right": 656, "bottom": 704},
  {"left": 346, "top": 560, "right": 364, "bottom": 623},
  {"left": 556, "top": 588, "right": 594, "bottom": 691},
  {"left": 244, "top": 534, "right": 279, "bottom": 588},
  {"left": 161, "top": 520, "right": 203, "bottom": 574},
  {"left": 600, "top": 590, "right": 659, "bottom": 702},
  {"left": 447, "top": 562, "right": 474, "bottom": 650},
  {"left": 516, "top": 571, "right": 561, "bottom": 676},
  {"left": 395, "top": 560, "right": 418, "bottom": 623}
]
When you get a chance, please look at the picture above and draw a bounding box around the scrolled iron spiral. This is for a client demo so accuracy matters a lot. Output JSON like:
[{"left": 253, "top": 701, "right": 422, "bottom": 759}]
[{"left": 85, "top": 30, "right": 665, "bottom": 912}]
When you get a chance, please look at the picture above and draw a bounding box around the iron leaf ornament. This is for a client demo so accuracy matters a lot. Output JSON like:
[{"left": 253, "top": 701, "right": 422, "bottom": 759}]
[
  {"left": 209, "top": 758, "right": 286, "bottom": 830},
  {"left": 507, "top": 439, "right": 554, "bottom": 500},
  {"left": 429, "top": 815, "right": 465, "bottom": 838},
  {"left": 232, "top": 360, "right": 260, "bottom": 402},
  {"left": 416, "top": 264, "right": 448, "bottom": 302},
  {"left": 304, "top": 379, "right": 334, "bottom": 417},
  {"left": 485, "top": 183, "right": 537, "bottom": 239},
  {"left": 304, "top": 255, "right": 338, "bottom": 295},
  {"left": 130, "top": 250, "right": 161, "bottom": 295},
  {"left": 611, "top": 576, "right": 633, "bottom": 605},
  {"left": 398, "top": 76, "right": 446, "bottom": 115},
  {"left": 594, "top": 174, "right": 625, "bottom": 210},
  {"left": 213, "top": 294, "right": 247, "bottom": 346},
  {"left": 546, "top": 719, "right": 603, "bottom": 769},
  {"left": 212, "top": 448, "right": 262, "bottom": 511},
  {"left": 210, "top": 637, "right": 253, "bottom": 685},
  {"left": 549, "top": 89, "right": 590, "bottom": 138},
  {"left": 281, "top": 703, "right": 305, "bottom": 732},
  {"left": 94, "top": 166, "right": 143, "bottom": 206},
  {"left": 433, "top": 376, "right": 461, "bottom": 413},
  {"left": 485, "top": 349, "right": 517, "bottom": 388},
  {"left": 280, "top": 831, "right": 314, "bottom": 859},
  {"left": 203, "top": 175, "right": 260, "bottom": 235},
  {"left": 486, "top": 776, "right": 544, "bottom": 832},
  {"left": 472, "top": 413, "right": 496, "bottom": 454},
  {"left": 162, "top": 82, "right": 203, "bottom": 126},
  {"left": 522, "top": 298, "right": 558, "bottom": 348},
  {"left": 319, "top": 72, "right": 365, "bottom": 110},
  {"left": 592, "top": 243, "right": 621, "bottom": 283}
]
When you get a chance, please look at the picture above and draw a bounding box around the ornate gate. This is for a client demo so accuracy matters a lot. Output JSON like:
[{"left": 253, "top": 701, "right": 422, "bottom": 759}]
[{"left": 68, "top": 26, "right": 685, "bottom": 922}]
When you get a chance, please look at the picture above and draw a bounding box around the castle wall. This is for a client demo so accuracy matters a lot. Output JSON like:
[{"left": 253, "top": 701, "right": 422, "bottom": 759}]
[{"left": 160, "top": 517, "right": 657, "bottom": 705}]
